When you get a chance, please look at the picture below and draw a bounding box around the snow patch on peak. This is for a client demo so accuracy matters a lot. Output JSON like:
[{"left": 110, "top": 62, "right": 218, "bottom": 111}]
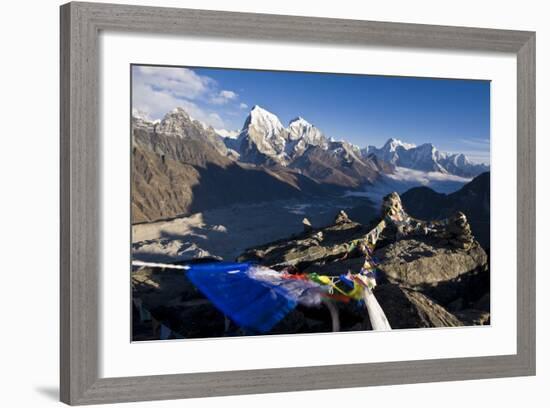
[
  {"left": 155, "top": 106, "right": 208, "bottom": 137},
  {"left": 236, "top": 105, "right": 289, "bottom": 165},
  {"left": 384, "top": 138, "right": 416, "bottom": 151},
  {"left": 164, "top": 107, "right": 209, "bottom": 130},
  {"left": 243, "top": 105, "right": 285, "bottom": 135},
  {"left": 191, "top": 118, "right": 208, "bottom": 130},
  {"left": 288, "top": 116, "right": 311, "bottom": 126},
  {"left": 288, "top": 117, "right": 316, "bottom": 134},
  {"left": 160, "top": 107, "right": 191, "bottom": 124},
  {"left": 446, "top": 153, "right": 470, "bottom": 166},
  {"left": 287, "top": 115, "right": 328, "bottom": 154},
  {"left": 170, "top": 107, "right": 189, "bottom": 116},
  {"left": 132, "top": 109, "right": 158, "bottom": 130}
]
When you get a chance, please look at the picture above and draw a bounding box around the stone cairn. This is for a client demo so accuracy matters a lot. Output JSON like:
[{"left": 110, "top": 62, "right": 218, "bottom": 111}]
[
  {"left": 381, "top": 192, "right": 476, "bottom": 250},
  {"left": 438, "top": 211, "right": 476, "bottom": 250},
  {"left": 334, "top": 210, "right": 351, "bottom": 224}
]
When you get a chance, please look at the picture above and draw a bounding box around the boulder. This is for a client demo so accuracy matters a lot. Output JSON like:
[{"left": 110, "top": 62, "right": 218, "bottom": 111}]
[
  {"left": 272, "top": 284, "right": 464, "bottom": 333},
  {"left": 454, "top": 309, "right": 490, "bottom": 326},
  {"left": 375, "top": 236, "right": 488, "bottom": 287},
  {"left": 374, "top": 284, "right": 463, "bottom": 328},
  {"left": 132, "top": 266, "right": 227, "bottom": 339}
]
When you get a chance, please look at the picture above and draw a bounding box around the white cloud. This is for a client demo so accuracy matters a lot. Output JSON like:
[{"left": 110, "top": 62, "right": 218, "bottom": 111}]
[
  {"left": 132, "top": 66, "right": 240, "bottom": 128},
  {"left": 132, "top": 81, "right": 225, "bottom": 128},
  {"left": 459, "top": 137, "right": 490, "bottom": 148},
  {"left": 134, "top": 66, "right": 213, "bottom": 99},
  {"left": 131, "top": 66, "right": 248, "bottom": 128},
  {"left": 220, "top": 90, "right": 237, "bottom": 99},
  {"left": 345, "top": 167, "right": 472, "bottom": 204},
  {"left": 387, "top": 167, "right": 472, "bottom": 184},
  {"left": 211, "top": 89, "right": 239, "bottom": 105}
]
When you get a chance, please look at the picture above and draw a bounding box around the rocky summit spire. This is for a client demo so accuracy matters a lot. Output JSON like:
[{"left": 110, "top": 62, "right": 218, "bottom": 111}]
[
  {"left": 242, "top": 105, "right": 285, "bottom": 135},
  {"left": 155, "top": 107, "right": 194, "bottom": 136}
]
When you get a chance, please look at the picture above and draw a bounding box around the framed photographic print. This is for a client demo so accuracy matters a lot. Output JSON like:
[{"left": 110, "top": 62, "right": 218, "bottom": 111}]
[{"left": 60, "top": 2, "right": 536, "bottom": 405}]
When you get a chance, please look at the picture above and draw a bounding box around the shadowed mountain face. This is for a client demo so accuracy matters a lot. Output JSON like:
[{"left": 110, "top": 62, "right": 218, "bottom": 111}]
[
  {"left": 132, "top": 110, "right": 351, "bottom": 223},
  {"left": 132, "top": 107, "right": 391, "bottom": 223},
  {"left": 400, "top": 172, "right": 490, "bottom": 248},
  {"left": 132, "top": 145, "right": 332, "bottom": 223},
  {"left": 289, "top": 142, "right": 387, "bottom": 188}
]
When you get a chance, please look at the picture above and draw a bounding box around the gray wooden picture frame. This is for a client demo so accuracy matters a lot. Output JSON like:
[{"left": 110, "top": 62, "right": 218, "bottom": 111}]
[{"left": 60, "top": 2, "right": 536, "bottom": 405}]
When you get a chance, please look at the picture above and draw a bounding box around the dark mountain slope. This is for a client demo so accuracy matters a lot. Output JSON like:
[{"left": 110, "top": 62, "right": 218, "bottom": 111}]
[
  {"left": 132, "top": 115, "right": 345, "bottom": 223},
  {"left": 401, "top": 172, "right": 490, "bottom": 248},
  {"left": 290, "top": 143, "right": 388, "bottom": 188}
]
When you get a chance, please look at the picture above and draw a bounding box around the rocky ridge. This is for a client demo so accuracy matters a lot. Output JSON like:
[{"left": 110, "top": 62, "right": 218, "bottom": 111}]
[{"left": 132, "top": 192, "right": 489, "bottom": 340}]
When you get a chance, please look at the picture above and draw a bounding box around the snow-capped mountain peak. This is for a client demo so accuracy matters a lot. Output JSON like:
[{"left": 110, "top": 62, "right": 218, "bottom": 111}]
[
  {"left": 235, "top": 105, "right": 289, "bottom": 164},
  {"left": 366, "top": 138, "right": 489, "bottom": 177},
  {"left": 446, "top": 153, "right": 471, "bottom": 167},
  {"left": 384, "top": 138, "right": 417, "bottom": 151},
  {"left": 154, "top": 107, "right": 194, "bottom": 136},
  {"left": 287, "top": 116, "right": 327, "bottom": 148},
  {"left": 288, "top": 116, "right": 313, "bottom": 135},
  {"left": 243, "top": 105, "right": 285, "bottom": 135},
  {"left": 288, "top": 116, "right": 309, "bottom": 126},
  {"left": 235, "top": 107, "right": 334, "bottom": 165},
  {"left": 154, "top": 105, "right": 489, "bottom": 178}
]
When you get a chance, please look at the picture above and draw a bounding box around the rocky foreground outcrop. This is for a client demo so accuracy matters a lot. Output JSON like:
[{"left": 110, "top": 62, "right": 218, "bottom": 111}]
[{"left": 132, "top": 195, "right": 490, "bottom": 340}]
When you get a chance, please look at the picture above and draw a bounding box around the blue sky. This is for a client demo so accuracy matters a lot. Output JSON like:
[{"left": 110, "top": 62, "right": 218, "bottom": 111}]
[{"left": 132, "top": 65, "right": 490, "bottom": 164}]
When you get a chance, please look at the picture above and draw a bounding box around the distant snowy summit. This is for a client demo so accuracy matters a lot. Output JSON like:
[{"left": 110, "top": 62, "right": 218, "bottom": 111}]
[
  {"left": 365, "top": 138, "right": 489, "bottom": 178},
  {"left": 218, "top": 105, "right": 330, "bottom": 165},
  {"left": 216, "top": 105, "right": 364, "bottom": 166},
  {"left": 133, "top": 105, "right": 488, "bottom": 179},
  {"left": 214, "top": 106, "right": 488, "bottom": 178}
]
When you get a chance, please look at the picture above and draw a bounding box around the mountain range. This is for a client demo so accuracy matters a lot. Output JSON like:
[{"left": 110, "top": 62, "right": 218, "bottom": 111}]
[
  {"left": 216, "top": 105, "right": 488, "bottom": 177},
  {"left": 131, "top": 107, "right": 354, "bottom": 223},
  {"left": 132, "top": 105, "right": 489, "bottom": 223},
  {"left": 365, "top": 138, "right": 489, "bottom": 178}
]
